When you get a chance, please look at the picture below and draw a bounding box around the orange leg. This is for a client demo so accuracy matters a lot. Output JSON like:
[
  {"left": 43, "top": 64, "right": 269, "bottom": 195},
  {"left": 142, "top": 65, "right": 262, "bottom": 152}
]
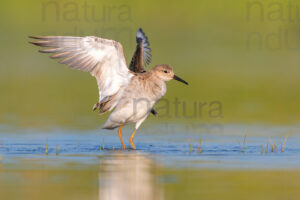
[
  {"left": 129, "top": 129, "right": 137, "bottom": 150},
  {"left": 118, "top": 123, "right": 126, "bottom": 150}
]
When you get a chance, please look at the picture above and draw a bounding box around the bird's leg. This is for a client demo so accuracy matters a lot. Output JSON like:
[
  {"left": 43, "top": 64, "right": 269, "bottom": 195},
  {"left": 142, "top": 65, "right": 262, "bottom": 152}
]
[
  {"left": 118, "top": 123, "right": 126, "bottom": 150},
  {"left": 129, "top": 129, "right": 137, "bottom": 150}
]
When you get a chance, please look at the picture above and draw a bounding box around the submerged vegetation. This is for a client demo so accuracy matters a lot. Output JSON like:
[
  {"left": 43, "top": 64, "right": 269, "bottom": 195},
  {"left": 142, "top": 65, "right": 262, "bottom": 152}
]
[
  {"left": 262, "top": 135, "right": 290, "bottom": 153},
  {"left": 186, "top": 133, "right": 290, "bottom": 154},
  {"left": 197, "top": 139, "right": 203, "bottom": 153},
  {"left": 235, "top": 134, "right": 290, "bottom": 154},
  {"left": 188, "top": 137, "right": 203, "bottom": 154},
  {"left": 45, "top": 139, "right": 48, "bottom": 155},
  {"left": 39, "top": 134, "right": 292, "bottom": 155},
  {"left": 238, "top": 134, "right": 248, "bottom": 153},
  {"left": 281, "top": 135, "right": 289, "bottom": 153}
]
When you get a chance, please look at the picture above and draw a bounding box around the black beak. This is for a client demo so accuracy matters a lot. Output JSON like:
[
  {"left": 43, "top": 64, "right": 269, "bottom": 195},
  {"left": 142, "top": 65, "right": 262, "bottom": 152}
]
[{"left": 173, "top": 75, "right": 189, "bottom": 85}]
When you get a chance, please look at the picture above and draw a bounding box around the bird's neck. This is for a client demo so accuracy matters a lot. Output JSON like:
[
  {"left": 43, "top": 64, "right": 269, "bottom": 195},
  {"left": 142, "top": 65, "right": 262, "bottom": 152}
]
[{"left": 146, "top": 71, "right": 167, "bottom": 99}]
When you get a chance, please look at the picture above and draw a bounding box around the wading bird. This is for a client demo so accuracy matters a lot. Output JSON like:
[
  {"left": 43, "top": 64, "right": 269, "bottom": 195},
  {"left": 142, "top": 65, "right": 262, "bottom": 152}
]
[{"left": 29, "top": 28, "right": 188, "bottom": 149}]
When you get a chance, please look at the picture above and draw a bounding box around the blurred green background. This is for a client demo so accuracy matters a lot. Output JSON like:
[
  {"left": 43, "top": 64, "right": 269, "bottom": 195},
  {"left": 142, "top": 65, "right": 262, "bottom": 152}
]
[{"left": 1, "top": 0, "right": 300, "bottom": 129}]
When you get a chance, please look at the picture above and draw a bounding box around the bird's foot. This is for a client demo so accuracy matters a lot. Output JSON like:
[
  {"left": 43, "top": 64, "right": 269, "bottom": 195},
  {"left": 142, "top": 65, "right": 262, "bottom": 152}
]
[
  {"left": 129, "top": 138, "right": 136, "bottom": 150},
  {"left": 122, "top": 145, "right": 127, "bottom": 150}
]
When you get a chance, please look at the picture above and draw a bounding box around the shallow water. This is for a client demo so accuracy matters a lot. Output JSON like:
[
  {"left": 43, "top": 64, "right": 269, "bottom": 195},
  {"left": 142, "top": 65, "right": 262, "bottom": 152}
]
[{"left": 1, "top": 125, "right": 300, "bottom": 200}]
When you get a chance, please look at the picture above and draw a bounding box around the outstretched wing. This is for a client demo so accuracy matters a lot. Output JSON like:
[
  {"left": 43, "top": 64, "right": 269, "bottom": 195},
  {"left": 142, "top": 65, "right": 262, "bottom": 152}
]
[
  {"left": 29, "top": 36, "right": 133, "bottom": 112},
  {"left": 129, "top": 28, "right": 152, "bottom": 73}
]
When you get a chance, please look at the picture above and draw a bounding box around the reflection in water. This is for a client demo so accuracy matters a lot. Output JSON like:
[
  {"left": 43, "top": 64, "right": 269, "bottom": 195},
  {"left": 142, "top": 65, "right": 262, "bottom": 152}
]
[{"left": 99, "top": 153, "right": 164, "bottom": 200}]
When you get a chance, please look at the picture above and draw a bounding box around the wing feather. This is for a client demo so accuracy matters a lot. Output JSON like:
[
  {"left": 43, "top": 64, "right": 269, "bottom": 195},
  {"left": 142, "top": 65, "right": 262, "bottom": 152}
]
[
  {"left": 129, "top": 28, "right": 152, "bottom": 73},
  {"left": 29, "top": 35, "right": 133, "bottom": 110}
]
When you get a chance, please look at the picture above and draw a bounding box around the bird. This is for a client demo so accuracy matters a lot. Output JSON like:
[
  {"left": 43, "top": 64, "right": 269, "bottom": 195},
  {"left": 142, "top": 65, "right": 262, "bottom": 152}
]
[{"left": 29, "top": 28, "right": 188, "bottom": 150}]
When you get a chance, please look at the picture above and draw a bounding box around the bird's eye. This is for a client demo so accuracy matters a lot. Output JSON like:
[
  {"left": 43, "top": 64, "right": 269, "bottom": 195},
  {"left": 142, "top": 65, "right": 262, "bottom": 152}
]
[{"left": 163, "top": 70, "right": 168, "bottom": 73}]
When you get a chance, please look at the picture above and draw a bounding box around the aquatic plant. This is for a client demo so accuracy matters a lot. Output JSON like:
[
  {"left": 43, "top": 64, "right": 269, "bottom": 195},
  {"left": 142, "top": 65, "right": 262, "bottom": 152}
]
[
  {"left": 238, "top": 134, "right": 247, "bottom": 153},
  {"left": 268, "top": 137, "right": 274, "bottom": 152},
  {"left": 273, "top": 139, "right": 277, "bottom": 152},
  {"left": 281, "top": 135, "right": 289, "bottom": 152},
  {"left": 265, "top": 144, "right": 268, "bottom": 153},
  {"left": 197, "top": 139, "right": 203, "bottom": 153},
  {"left": 45, "top": 139, "right": 48, "bottom": 155}
]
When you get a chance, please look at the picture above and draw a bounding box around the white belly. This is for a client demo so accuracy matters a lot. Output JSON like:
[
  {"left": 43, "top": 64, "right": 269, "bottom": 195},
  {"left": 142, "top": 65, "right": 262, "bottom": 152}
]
[
  {"left": 102, "top": 77, "right": 166, "bottom": 130},
  {"left": 102, "top": 97, "right": 155, "bottom": 129}
]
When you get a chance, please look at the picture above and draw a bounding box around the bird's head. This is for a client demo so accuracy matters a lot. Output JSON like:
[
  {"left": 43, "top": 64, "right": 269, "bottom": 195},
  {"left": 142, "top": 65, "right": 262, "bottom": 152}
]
[{"left": 152, "top": 64, "right": 188, "bottom": 85}]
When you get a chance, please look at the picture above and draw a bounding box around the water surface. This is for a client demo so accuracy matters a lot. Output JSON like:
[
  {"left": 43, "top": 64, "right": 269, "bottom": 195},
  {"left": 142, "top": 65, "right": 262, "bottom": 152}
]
[{"left": 1, "top": 125, "right": 300, "bottom": 200}]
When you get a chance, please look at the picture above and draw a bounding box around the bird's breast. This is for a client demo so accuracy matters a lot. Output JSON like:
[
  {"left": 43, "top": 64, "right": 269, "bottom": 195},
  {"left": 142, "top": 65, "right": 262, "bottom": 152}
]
[{"left": 124, "top": 75, "right": 166, "bottom": 106}]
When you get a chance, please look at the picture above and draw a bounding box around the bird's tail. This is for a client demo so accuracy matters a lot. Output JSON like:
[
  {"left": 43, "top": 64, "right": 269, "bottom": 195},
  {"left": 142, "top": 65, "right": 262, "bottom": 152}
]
[{"left": 102, "top": 119, "right": 121, "bottom": 130}]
